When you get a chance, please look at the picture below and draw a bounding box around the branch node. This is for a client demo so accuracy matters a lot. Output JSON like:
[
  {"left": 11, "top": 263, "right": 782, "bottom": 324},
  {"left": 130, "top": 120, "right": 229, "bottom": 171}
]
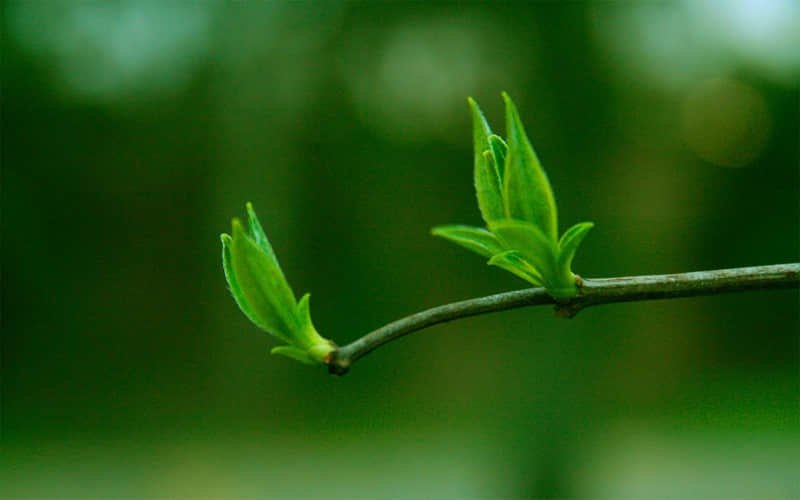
[
  {"left": 554, "top": 300, "right": 582, "bottom": 319},
  {"left": 327, "top": 352, "right": 350, "bottom": 376},
  {"left": 553, "top": 274, "right": 587, "bottom": 318}
]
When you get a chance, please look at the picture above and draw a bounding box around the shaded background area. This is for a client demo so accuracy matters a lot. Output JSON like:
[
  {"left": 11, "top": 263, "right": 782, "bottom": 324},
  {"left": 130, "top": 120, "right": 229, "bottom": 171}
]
[{"left": 3, "top": 2, "right": 798, "bottom": 498}]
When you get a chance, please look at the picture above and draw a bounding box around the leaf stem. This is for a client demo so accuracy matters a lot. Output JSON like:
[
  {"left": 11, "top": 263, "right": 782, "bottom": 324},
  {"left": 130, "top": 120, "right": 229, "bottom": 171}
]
[{"left": 327, "top": 263, "right": 800, "bottom": 375}]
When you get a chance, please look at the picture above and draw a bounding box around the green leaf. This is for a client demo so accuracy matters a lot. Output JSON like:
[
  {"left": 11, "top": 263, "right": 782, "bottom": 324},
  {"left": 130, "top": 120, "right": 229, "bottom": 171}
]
[
  {"left": 469, "top": 97, "right": 504, "bottom": 223},
  {"left": 246, "top": 202, "right": 280, "bottom": 267},
  {"left": 295, "top": 293, "right": 323, "bottom": 346},
  {"left": 502, "top": 92, "right": 558, "bottom": 240},
  {"left": 488, "top": 134, "right": 506, "bottom": 180},
  {"left": 295, "top": 293, "right": 314, "bottom": 341},
  {"left": 230, "top": 218, "right": 299, "bottom": 341},
  {"left": 488, "top": 250, "right": 546, "bottom": 287},
  {"left": 431, "top": 225, "right": 505, "bottom": 258},
  {"left": 222, "top": 205, "right": 337, "bottom": 366},
  {"left": 294, "top": 293, "right": 335, "bottom": 362},
  {"left": 557, "top": 221, "right": 594, "bottom": 273},
  {"left": 221, "top": 233, "right": 269, "bottom": 332},
  {"left": 468, "top": 97, "right": 492, "bottom": 158},
  {"left": 271, "top": 345, "right": 315, "bottom": 365},
  {"left": 489, "top": 219, "right": 558, "bottom": 287}
]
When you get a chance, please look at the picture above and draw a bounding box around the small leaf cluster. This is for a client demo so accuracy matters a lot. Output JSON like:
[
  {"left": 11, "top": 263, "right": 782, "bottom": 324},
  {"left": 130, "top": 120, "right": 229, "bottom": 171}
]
[
  {"left": 221, "top": 203, "right": 335, "bottom": 364},
  {"left": 432, "top": 93, "right": 593, "bottom": 299}
]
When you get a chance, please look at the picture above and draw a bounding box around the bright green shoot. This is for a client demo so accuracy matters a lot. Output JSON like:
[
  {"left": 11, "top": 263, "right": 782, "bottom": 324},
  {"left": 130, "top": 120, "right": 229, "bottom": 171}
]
[
  {"left": 219, "top": 96, "right": 797, "bottom": 372},
  {"left": 222, "top": 94, "right": 593, "bottom": 367},
  {"left": 432, "top": 93, "right": 593, "bottom": 299},
  {"left": 221, "top": 203, "right": 336, "bottom": 364}
]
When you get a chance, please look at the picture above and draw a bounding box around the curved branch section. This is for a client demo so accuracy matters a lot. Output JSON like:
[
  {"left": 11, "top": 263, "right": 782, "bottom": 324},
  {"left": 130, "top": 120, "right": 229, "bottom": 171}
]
[
  {"left": 328, "top": 288, "right": 553, "bottom": 375},
  {"left": 328, "top": 263, "right": 800, "bottom": 375}
]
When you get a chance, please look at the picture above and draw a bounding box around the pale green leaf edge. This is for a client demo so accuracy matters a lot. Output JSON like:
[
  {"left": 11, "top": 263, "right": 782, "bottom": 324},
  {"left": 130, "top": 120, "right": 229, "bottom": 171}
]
[
  {"left": 246, "top": 202, "right": 280, "bottom": 267},
  {"left": 501, "top": 92, "right": 558, "bottom": 240},
  {"left": 230, "top": 218, "right": 299, "bottom": 342},
  {"left": 557, "top": 221, "right": 594, "bottom": 273},
  {"left": 488, "top": 250, "right": 546, "bottom": 287},
  {"left": 469, "top": 98, "right": 504, "bottom": 223},
  {"left": 489, "top": 219, "right": 558, "bottom": 285},
  {"left": 221, "top": 233, "right": 270, "bottom": 332},
  {"left": 431, "top": 225, "right": 504, "bottom": 259},
  {"left": 223, "top": 206, "right": 338, "bottom": 365},
  {"left": 488, "top": 134, "right": 506, "bottom": 181}
]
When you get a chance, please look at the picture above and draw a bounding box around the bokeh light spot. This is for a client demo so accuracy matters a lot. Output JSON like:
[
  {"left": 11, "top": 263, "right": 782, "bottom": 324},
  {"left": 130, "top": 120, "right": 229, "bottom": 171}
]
[
  {"left": 8, "top": 1, "right": 213, "bottom": 100},
  {"left": 592, "top": 0, "right": 800, "bottom": 91},
  {"left": 338, "top": 13, "right": 532, "bottom": 143}
]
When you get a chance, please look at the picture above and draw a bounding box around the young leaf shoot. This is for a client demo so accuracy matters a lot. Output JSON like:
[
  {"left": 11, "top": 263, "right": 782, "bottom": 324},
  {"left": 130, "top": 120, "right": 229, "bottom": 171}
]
[
  {"left": 432, "top": 93, "right": 594, "bottom": 299},
  {"left": 221, "top": 96, "right": 797, "bottom": 373},
  {"left": 221, "top": 203, "right": 336, "bottom": 364}
]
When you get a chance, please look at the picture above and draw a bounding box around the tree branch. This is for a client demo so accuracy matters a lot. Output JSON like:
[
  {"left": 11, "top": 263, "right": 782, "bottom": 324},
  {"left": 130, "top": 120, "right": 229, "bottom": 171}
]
[{"left": 327, "top": 263, "right": 799, "bottom": 375}]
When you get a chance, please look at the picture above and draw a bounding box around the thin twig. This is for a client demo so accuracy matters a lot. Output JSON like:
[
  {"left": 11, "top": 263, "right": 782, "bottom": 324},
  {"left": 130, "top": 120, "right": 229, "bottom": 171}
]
[{"left": 327, "top": 263, "right": 800, "bottom": 375}]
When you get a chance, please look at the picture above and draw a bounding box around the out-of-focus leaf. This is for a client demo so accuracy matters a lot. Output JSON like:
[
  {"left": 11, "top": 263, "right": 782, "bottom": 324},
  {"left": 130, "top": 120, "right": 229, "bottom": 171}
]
[
  {"left": 469, "top": 97, "right": 504, "bottom": 223},
  {"left": 502, "top": 92, "right": 558, "bottom": 240},
  {"left": 431, "top": 225, "right": 505, "bottom": 258}
]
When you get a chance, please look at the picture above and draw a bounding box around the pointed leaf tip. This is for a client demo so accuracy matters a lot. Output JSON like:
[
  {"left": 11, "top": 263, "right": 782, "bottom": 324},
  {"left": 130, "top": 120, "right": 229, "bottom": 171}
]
[
  {"left": 245, "top": 202, "right": 280, "bottom": 265},
  {"left": 231, "top": 217, "right": 245, "bottom": 237},
  {"left": 229, "top": 213, "right": 299, "bottom": 341},
  {"left": 295, "top": 292, "right": 328, "bottom": 351},
  {"left": 557, "top": 221, "right": 594, "bottom": 273},
  {"left": 469, "top": 97, "right": 492, "bottom": 151},
  {"left": 469, "top": 98, "right": 504, "bottom": 224},
  {"left": 502, "top": 93, "right": 558, "bottom": 240}
]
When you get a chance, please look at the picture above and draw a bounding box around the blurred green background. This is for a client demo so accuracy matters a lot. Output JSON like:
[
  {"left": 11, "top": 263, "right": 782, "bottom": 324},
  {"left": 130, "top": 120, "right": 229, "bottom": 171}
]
[{"left": 3, "top": 2, "right": 798, "bottom": 498}]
